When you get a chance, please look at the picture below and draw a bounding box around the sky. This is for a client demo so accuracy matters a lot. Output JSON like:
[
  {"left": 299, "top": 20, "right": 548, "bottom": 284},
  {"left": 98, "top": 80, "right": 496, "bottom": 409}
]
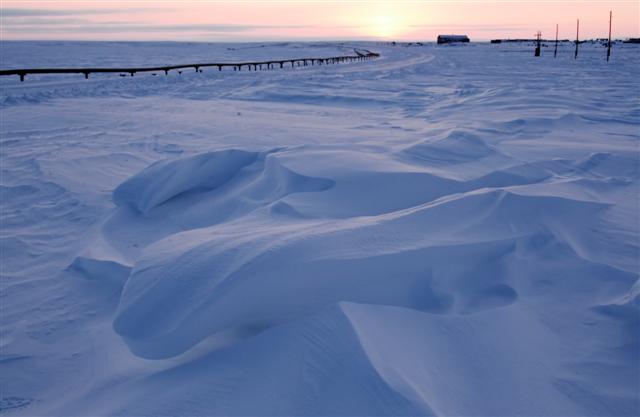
[{"left": 1, "top": 1, "right": 638, "bottom": 42}]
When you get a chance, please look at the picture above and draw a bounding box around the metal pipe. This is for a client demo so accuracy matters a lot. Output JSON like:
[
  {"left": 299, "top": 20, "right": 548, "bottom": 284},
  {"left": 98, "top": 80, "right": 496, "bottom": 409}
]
[{"left": 1, "top": 51, "right": 381, "bottom": 81}]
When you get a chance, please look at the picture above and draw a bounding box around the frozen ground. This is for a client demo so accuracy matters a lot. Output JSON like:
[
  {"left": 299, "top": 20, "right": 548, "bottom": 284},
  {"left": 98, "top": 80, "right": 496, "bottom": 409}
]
[{"left": 1, "top": 40, "right": 639, "bottom": 416}]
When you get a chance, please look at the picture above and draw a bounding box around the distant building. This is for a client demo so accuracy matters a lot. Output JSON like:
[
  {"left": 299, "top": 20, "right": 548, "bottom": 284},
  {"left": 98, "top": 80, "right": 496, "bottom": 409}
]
[{"left": 437, "top": 35, "right": 470, "bottom": 44}]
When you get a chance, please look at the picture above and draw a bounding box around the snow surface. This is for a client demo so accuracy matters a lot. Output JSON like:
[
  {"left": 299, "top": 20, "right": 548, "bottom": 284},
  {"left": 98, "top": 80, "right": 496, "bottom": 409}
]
[{"left": 1, "top": 41, "right": 639, "bottom": 416}]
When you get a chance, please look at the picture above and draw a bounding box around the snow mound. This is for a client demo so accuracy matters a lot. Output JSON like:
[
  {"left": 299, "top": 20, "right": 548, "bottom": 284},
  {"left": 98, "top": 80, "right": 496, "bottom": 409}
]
[
  {"left": 401, "top": 130, "right": 505, "bottom": 166},
  {"left": 82, "top": 304, "right": 436, "bottom": 416},
  {"left": 102, "top": 149, "right": 335, "bottom": 255},
  {"left": 573, "top": 152, "right": 640, "bottom": 180},
  {"left": 113, "top": 149, "right": 260, "bottom": 214},
  {"left": 79, "top": 300, "right": 640, "bottom": 416},
  {"left": 111, "top": 146, "right": 632, "bottom": 360},
  {"left": 68, "top": 257, "right": 131, "bottom": 287}
]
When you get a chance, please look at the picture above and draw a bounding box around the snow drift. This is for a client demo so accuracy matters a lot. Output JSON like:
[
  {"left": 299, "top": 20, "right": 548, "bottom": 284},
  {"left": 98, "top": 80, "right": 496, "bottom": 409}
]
[{"left": 109, "top": 146, "right": 636, "bottom": 362}]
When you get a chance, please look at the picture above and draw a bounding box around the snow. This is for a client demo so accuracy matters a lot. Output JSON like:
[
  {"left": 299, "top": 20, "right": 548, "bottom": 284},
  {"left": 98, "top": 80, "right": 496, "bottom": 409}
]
[{"left": 1, "top": 41, "right": 639, "bottom": 416}]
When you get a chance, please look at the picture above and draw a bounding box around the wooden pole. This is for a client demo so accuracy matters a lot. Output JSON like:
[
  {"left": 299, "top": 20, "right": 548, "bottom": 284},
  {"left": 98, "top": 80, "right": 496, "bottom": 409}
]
[
  {"left": 575, "top": 19, "right": 580, "bottom": 59},
  {"left": 554, "top": 24, "right": 559, "bottom": 57},
  {"left": 607, "top": 11, "right": 612, "bottom": 62}
]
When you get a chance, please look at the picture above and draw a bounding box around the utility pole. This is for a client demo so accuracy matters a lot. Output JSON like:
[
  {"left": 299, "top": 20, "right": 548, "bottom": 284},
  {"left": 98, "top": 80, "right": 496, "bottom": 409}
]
[
  {"left": 554, "top": 24, "right": 559, "bottom": 57},
  {"left": 607, "top": 11, "right": 612, "bottom": 61},
  {"left": 575, "top": 19, "right": 580, "bottom": 59}
]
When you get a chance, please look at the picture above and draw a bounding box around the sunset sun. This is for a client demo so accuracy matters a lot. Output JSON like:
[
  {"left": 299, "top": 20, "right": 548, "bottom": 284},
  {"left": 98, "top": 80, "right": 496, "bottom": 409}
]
[
  {"left": 362, "top": 3, "right": 410, "bottom": 39},
  {"left": 371, "top": 13, "right": 405, "bottom": 38}
]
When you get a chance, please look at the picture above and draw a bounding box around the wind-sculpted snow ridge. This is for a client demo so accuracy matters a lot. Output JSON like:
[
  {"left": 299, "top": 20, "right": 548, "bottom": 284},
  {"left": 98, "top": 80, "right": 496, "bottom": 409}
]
[
  {"left": 113, "top": 149, "right": 261, "bottom": 214},
  {"left": 401, "top": 130, "right": 507, "bottom": 166},
  {"left": 109, "top": 146, "right": 637, "bottom": 362},
  {"left": 93, "top": 135, "right": 639, "bottom": 415},
  {"left": 91, "top": 132, "right": 639, "bottom": 415},
  {"left": 69, "top": 303, "right": 438, "bottom": 416}
]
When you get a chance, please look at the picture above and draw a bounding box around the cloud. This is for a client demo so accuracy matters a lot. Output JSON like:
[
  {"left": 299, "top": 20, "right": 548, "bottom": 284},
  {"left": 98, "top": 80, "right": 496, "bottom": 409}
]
[
  {"left": 0, "top": 8, "right": 149, "bottom": 17},
  {"left": 0, "top": 17, "right": 94, "bottom": 26},
  {"left": 2, "top": 22, "right": 314, "bottom": 34},
  {"left": 0, "top": 8, "right": 313, "bottom": 34}
]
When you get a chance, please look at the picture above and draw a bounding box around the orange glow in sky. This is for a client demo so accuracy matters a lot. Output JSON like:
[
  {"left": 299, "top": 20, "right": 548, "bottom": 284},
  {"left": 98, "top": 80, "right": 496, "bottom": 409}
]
[{"left": 1, "top": 1, "right": 638, "bottom": 42}]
